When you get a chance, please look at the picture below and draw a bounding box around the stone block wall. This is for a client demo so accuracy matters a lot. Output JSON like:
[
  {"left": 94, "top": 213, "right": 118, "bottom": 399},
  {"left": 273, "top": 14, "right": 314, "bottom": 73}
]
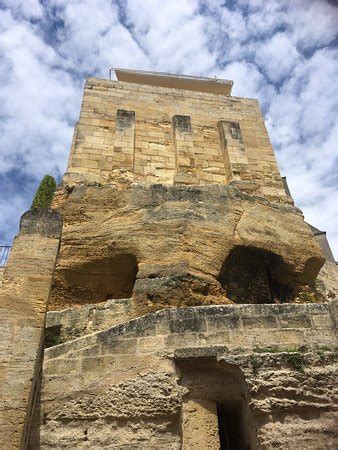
[
  {"left": 218, "top": 120, "right": 251, "bottom": 181},
  {"left": 46, "top": 299, "right": 132, "bottom": 345},
  {"left": 0, "top": 209, "right": 62, "bottom": 449},
  {"left": 66, "top": 78, "right": 285, "bottom": 200},
  {"left": 37, "top": 301, "right": 337, "bottom": 449}
]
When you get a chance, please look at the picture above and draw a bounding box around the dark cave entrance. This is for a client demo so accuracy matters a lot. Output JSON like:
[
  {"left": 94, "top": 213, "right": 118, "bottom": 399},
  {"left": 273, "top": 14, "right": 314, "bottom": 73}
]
[{"left": 218, "top": 246, "right": 293, "bottom": 304}]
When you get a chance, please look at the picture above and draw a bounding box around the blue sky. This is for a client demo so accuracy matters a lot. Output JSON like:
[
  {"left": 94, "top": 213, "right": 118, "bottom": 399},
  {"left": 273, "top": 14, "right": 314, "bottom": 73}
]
[{"left": 0, "top": 0, "right": 337, "bottom": 258}]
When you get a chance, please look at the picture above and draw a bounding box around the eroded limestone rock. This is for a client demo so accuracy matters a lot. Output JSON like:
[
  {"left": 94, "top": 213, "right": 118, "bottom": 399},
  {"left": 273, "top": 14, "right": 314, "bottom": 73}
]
[{"left": 49, "top": 180, "right": 324, "bottom": 313}]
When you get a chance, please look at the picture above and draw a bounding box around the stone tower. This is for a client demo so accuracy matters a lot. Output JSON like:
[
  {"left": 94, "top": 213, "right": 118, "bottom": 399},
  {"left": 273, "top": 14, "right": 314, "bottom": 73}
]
[{"left": 0, "top": 70, "right": 337, "bottom": 449}]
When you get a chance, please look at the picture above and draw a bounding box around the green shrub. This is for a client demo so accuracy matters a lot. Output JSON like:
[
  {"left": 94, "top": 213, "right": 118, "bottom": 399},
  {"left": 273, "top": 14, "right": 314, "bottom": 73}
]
[
  {"left": 286, "top": 353, "right": 305, "bottom": 373},
  {"left": 250, "top": 355, "right": 261, "bottom": 373},
  {"left": 31, "top": 175, "right": 56, "bottom": 209}
]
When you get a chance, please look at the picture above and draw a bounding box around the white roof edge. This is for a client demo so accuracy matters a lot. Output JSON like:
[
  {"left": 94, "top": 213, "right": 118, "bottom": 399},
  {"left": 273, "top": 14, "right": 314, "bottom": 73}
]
[{"left": 114, "top": 68, "right": 234, "bottom": 96}]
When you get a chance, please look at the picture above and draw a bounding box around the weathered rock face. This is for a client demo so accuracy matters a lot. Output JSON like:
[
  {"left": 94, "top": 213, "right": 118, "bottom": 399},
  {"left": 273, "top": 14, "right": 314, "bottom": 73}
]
[
  {"left": 317, "top": 260, "right": 338, "bottom": 298},
  {"left": 49, "top": 179, "right": 324, "bottom": 313}
]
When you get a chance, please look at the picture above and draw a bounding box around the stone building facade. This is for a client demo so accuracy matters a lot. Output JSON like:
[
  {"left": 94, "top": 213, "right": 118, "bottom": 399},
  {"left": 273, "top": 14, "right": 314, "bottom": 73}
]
[{"left": 0, "top": 69, "right": 337, "bottom": 449}]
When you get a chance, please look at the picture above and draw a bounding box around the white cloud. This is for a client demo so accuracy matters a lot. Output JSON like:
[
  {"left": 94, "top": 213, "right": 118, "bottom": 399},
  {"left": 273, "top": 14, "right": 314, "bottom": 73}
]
[
  {"left": 123, "top": 0, "right": 216, "bottom": 73},
  {"left": 1, "top": 0, "right": 43, "bottom": 20},
  {"left": 0, "top": 0, "right": 337, "bottom": 258},
  {"left": 0, "top": 8, "right": 79, "bottom": 180},
  {"left": 215, "top": 60, "right": 271, "bottom": 100},
  {"left": 49, "top": 0, "right": 149, "bottom": 75},
  {"left": 254, "top": 32, "right": 300, "bottom": 83},
  {"left": 288, "top": 0, "right": 338, "bottom": 50}
]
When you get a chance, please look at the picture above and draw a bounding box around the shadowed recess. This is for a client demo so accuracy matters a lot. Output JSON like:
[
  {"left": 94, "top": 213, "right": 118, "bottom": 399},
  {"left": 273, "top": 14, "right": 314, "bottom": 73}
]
[
  {"left": 177, "top": 358, "right": 255, "bottom": 450},
  {"left": 218, "top": 246, "right": 295, "bottom": 304},
  {"left": 52, "top": 254, "right": 138, "bottom": 307}
]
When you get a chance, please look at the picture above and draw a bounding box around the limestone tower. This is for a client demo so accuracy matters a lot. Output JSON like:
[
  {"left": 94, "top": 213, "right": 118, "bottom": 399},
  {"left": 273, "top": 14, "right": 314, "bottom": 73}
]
[{"left": 0, "top": 69, "right": 337, "bottom": 449}]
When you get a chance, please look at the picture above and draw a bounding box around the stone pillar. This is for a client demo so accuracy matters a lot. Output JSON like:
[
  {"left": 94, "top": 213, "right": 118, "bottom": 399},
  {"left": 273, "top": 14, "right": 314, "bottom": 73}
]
[
  {"left": 0, "top": 208, "right": 62, "bottom": 449},
  {"left": 182, "top": 399, "right": 219, "bottom": 449},
  {"left": 218, "top": 120, "right": 251, "bottom": 181},
  {"left": 113, "top": 109, "right": 135, "bottom": 171},
  {"left": 173, "top": 115, "right": 197, "bottom": 184}
]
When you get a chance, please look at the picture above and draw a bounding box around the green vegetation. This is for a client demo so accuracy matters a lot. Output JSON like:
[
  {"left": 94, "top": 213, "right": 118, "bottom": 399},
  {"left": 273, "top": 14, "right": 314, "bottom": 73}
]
[
  {"left": 250, "top": 355, "right": 261, "bottom": 373},
  {"left": 254, "top": 345, "right": 280, "bottom": 353},
  {"left": 252, "top": 345, "right": 306, "bottom": 373},
  {"left": 316, "top": 345, "right": 332, "bottom": 352},
  {"left": 31, "top": 175, "right": 56, "bottom": 209},
  {"left": 254, "top": 345, "right": 307, "bottom": 354},
  {"left": 251, "top": 345, "right": 335, "bottom": 374},
  {"left": 316, "top": 345, "right": 334, "bottom": 362},
  {"left": 293, "top": 285, "right": 326, "bottom": 304},
  {"left": 286, "top": 353, "right": 305, "bottom": 373},
  {"left": 317, "top": 349, "right": 326, "bottom": 362}
]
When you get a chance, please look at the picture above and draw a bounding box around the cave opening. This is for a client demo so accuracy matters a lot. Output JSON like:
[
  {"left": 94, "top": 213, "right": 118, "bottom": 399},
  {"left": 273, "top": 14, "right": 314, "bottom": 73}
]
[
  {"left": 53, "top": 253, "right": 138, "bottom": 307},
  {"left": 218, "top": 246, "right": 293, "bottom": 304}
]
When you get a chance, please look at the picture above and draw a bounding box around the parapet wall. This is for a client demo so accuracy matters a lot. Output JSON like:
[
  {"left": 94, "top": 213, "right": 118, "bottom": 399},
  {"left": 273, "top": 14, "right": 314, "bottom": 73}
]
[
  {"left": 46, "top": 299, "right": 132, "bottom": 345},
  {"left": 45, "top": 301, "right": 337, "bottom": 353},
  {"left": 38, "top": 301, "right": 337, "bottom": 448},
  {"left": 46, "top": 298, "right": 336, "bottom": 347}
]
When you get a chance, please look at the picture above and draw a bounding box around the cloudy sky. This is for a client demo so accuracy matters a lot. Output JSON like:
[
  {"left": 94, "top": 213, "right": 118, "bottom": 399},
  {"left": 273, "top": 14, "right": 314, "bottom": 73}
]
[{"left": 0, "top": 0, "right": 337, "bottom": 258}]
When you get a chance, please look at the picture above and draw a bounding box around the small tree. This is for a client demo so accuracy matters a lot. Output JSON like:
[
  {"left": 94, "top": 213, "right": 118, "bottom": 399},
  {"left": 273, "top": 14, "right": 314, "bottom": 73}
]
[{"left": 31, "top": 175, "right": 56, "bottom": 209}]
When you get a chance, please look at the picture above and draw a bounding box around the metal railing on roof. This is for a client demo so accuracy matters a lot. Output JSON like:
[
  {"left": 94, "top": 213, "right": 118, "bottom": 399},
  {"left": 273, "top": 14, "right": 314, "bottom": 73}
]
[{"left": 0, "top": 246, "right": 11, "bottom": 267}]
